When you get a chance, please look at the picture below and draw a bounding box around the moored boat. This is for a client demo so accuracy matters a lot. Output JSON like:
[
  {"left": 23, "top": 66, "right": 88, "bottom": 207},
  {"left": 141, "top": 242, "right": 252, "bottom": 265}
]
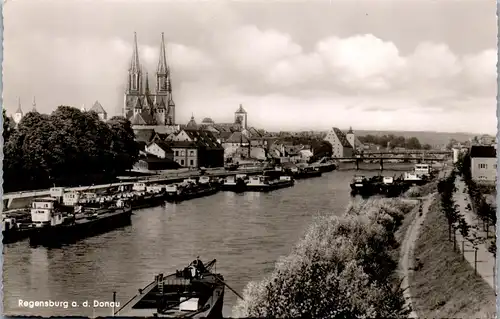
[
  {"left": 2, "top": 212, "right": 35, "bottom": 244},
  {"left": 246, "top": 174, "right": 294, "bottom": 192},
  {"left": 350, "top": 175, "right": 368, "bottom": 195},
  {"left": 165, "top": 181, "right": 219, "bottom": 202},
  {"left": 220, "top": 175, "right": 247, "bottom": 192},
  {"left": 115, "top": 258, "right": 225, "bottom": 318},
  {"left": 29, "top": 198, "right": 133, "bottom": 247},
  {"left": 293, "top": 166, "right": 323, "bottom": 179},
  {"left": 403, "top": 172, "right": 427, "bottom": 186}
]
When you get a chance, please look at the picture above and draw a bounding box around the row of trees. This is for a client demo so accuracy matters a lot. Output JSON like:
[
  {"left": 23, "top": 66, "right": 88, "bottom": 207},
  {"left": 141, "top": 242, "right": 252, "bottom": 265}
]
[
  {"left": 3, "top": 106, "right": 140, "bottom": 192},
  {"left": 233, "top": 199, "right": 414, "bottom": 318},
  {"left": 455, "top": 153, "right": 496, "bottom": 231},
  {"left": 455, "top": 152, "right": 496, "bottom": 256},
  {"left": 358, "top": 134, "right": 432, "bottom": 150},
  {"left": 437, "top": 171, "right": 470, "bottom": 246}
]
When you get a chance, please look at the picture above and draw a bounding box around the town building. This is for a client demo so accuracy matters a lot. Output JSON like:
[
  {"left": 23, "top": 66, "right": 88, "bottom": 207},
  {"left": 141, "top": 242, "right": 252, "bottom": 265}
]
[
  {"left": 324, "top": 127, "right": 354, "bottom": 158},
  {"left": 470, "top": 145, "right": 497, "bottom": 184},
  {"left": 145, "top": 141, "right": 174, "bottom": 160},
  {"left": 124, "top": 32, "right": 179, "bottom": 135},
  {"left": 169, "top": 129, "right": 224, "bottom": 168},
  {"left": 88, "top": 101, "right": 107, "bottom": 121}
]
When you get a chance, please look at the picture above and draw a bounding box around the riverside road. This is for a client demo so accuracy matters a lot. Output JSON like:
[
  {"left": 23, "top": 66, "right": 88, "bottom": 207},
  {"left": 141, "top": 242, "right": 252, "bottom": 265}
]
[{"left": 4, "top": 168, "right": 407, "bottom": 318}]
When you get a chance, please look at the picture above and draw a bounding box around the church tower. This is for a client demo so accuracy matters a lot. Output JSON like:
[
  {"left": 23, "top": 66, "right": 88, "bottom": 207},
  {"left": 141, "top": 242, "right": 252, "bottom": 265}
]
[
  {"left": 31, "top": 96, "right": 37, "bottom": 112},
  {"left": 234, "top": 104, "right": 247, "bottom": 130},
  {"left": 124, "top": 32, "right": 143, "bottom": 119},
  {"left": 346, "top": 126, "right": 355, "bottom": 149},
  {"left": 13, "top": 97, "right": 23, "bottom": 124},
  {"left": 155, "top": 33, "right": 175, "bottom": 125}
]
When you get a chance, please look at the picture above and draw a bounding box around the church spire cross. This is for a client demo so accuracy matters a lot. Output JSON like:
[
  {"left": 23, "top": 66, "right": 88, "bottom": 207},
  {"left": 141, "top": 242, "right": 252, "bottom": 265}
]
[
  {"left": 32, "top": 96, "right": 37, "bottom": 112},
  {"left": 130, "top": 32, "right": 141, "bottom": 73},
  {"left": 157, "top": 32, "right": 168, "bottom": 75}
]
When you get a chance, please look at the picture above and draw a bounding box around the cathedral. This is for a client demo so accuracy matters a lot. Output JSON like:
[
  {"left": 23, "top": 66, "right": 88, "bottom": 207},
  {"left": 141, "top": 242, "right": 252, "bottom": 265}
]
[{"left": 124, "top": 32, "right": 176, "bottom": 128}]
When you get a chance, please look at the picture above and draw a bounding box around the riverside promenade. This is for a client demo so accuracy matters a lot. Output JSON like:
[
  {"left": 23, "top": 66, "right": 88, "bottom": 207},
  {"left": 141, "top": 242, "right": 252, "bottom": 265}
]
[{"left": 452, "top": 176, "right": 495, "bottom": 291}]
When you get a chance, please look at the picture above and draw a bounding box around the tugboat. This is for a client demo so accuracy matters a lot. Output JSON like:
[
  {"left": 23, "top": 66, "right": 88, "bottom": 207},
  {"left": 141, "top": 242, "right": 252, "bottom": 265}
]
[
  {"left": 29, "top": 197, "right": 132, "bottom": 247},
  {"left": 115, "top": 258, "right": 225, "bottom": 318},
  {"left": 221, "top": 175, "right": 248, "bottom": 192}
]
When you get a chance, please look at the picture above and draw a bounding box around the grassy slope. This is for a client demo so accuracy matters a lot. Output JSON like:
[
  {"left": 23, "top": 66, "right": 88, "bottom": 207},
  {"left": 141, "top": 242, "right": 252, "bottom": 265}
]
[{"left": 410, "top": 197, "right": 496, "bottom": 319}]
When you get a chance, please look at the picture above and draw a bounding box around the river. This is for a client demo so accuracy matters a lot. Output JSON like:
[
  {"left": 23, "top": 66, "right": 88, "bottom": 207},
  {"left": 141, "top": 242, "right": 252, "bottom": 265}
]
[{"left": 3, "top": 166, "right": 410, "bottom": 317}]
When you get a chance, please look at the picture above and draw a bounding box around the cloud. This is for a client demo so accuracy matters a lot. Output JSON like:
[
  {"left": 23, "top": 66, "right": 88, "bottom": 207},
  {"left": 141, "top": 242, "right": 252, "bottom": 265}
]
[{"left": 3, "top": 0, "right": 496, "bottom": 134}]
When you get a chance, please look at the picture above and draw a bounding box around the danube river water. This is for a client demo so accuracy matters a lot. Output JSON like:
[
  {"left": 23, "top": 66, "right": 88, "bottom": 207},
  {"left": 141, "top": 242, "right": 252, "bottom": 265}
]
[{"left": 3, "top": 166, "right": 409, "bottom": 318}]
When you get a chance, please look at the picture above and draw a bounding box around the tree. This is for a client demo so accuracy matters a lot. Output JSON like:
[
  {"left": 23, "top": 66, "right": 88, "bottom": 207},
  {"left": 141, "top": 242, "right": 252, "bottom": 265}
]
[
  {"left": 3, "top": 106, "right": 139, "bottom": 192},
  {"left": 406, "top": 137, "right": 422, "bottom": 150},
  {"left": 3, "top": 109, "right": 13, "bottom": 142}
]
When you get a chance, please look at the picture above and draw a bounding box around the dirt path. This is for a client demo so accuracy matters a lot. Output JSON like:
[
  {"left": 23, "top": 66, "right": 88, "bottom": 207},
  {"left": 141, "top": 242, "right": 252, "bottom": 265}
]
[{"left": 399, "top": 194, "right": 434, "bottom": 319}]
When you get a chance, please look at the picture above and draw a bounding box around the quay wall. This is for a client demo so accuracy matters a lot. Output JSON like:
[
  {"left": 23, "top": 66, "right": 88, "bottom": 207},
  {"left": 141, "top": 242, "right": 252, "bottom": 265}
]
[{"left": 3, "top": 168, "right": 263, "bottom": 210}]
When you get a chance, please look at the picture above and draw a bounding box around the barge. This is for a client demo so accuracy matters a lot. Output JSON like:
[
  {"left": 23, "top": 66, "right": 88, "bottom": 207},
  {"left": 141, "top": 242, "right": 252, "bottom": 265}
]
[
  {"left": 29, "top": 197, "right": 132, "bottom": 247},
  {"left": 220, "top": 174, "right": 248, "bottom": 192},
  {"left": 115, "top": 258, "right": 224, "bottom": 318},
  {"left": 291, "top": 166, "right": 322, "bottom": 179},
  {"left": 246, "top": 175, "right": 294, "bottom": 192},
  {"left": 165, "top": 180, "right": 219, "bottom": 202}
]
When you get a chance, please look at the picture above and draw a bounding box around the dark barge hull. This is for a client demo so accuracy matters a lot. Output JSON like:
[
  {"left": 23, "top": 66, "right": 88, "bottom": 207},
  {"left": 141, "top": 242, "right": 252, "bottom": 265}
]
[
  {"left": 3, "top": 227, "right": 35, "bottom": 244},
  {"left": 29, "top": 209, "right": 133, "bottom": 247},
  {"left": 165, "top": 187, "right": 219, "bottom": 203},
  {"left": 246, "top": 181, "right": 294, "bottom": 192},
  {"left": 220, "top": 180, "right": 247, "bottom": 192},
  {"left": 316, "top": 163, "right": 336, "bottom": 173},
  {"left": 294, "top": 171, "right": 322, "bottom": 179},
  {"left": 129, "top": 193, "right": 166, "bottom": 210}
]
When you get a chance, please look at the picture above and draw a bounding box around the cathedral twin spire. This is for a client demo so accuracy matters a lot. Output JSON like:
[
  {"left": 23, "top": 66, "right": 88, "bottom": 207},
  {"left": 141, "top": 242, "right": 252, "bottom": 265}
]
[{"left": 128, "top": 32, "right": 172, "bottom": 95}]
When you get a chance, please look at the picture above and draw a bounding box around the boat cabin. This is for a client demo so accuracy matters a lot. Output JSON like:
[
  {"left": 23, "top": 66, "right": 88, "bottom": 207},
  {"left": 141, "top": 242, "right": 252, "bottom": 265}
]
[
  {"left": 353, "top": 175, "right": 366, "bottom": 183},
  {"left": 63, "top": 192, "right": 81, "bottom": 206},
  {"left": 49, "top": 187, "right": 65, "bottom": 198},
  {"left": 3, "top": 217, "right": 17, "bottom": 231},
  {"left": 404, "top": 172, "right": 421, "bottom": 181},
  {"left": 146, "top": 185, "right": 164, "bottom": 193},
  {"left": 414, "top": 164, "right": 431, "bottom": 176},
  {"left": 166, "top": 184, "right": 179, "bottom": 193},
  {"left": 30, "top": 197, "right": 65, "bottom": 227},
  {"left": 183, "top": 178, "right": 197, "bottom": 184},
  {"left": 224, "top": 175, "right": 236, "bottom": 185},
  {"left": 235, "top": 174, "right": 248, "bottom": 180},
  {"left": 383, "top": 176, "right": 394, "bottom": 184},
  {"left": 248, "top": 175, "right": 270, "bottom": 186},
  {"left": 133, "top": 183, "right": 147, "bottom": 192},
  {"left": 198, "top": 176, "right": 210, "bottom": 184}
]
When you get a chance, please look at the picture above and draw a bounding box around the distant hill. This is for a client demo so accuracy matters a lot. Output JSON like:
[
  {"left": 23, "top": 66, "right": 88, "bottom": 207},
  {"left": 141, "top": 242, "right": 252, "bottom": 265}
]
[{"left": 349, "top": 130, "right": 479, "bottom": 146}]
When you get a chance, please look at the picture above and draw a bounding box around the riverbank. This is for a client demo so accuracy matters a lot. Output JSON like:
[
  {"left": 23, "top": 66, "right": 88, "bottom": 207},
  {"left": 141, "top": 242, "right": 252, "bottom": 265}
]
[
  {"left": 232, "top": 196, "right": 417, "bottom": 318},
  {"left": 409, "top": 195, "right": 495, "bottom": 318}
]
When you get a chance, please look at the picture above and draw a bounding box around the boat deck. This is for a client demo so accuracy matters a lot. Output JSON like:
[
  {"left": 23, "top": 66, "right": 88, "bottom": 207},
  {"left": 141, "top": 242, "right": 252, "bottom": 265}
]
[{"left": 116, "top": 271, "right": 224, "bottom": 318}]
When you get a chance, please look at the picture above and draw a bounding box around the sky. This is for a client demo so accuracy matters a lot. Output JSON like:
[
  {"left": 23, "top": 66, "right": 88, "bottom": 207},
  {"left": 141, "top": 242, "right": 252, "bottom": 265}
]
[{"left": 3, "top": 0, "right": 498, "bottom": 134}]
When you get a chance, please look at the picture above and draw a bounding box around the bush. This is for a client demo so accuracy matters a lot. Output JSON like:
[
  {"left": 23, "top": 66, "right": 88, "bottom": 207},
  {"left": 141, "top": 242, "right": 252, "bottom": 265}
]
[{"left": 233, "top": 199, "right": 416, "bottom": 319}]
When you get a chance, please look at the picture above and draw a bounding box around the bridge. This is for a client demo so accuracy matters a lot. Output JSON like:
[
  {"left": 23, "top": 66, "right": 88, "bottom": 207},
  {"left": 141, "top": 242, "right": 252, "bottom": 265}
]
[
  {"left": 334, "top": 156, "right": 449, "bottom": 170},
  {"left": 362, "top": 150, "right": 452, "bottom": 155}
]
